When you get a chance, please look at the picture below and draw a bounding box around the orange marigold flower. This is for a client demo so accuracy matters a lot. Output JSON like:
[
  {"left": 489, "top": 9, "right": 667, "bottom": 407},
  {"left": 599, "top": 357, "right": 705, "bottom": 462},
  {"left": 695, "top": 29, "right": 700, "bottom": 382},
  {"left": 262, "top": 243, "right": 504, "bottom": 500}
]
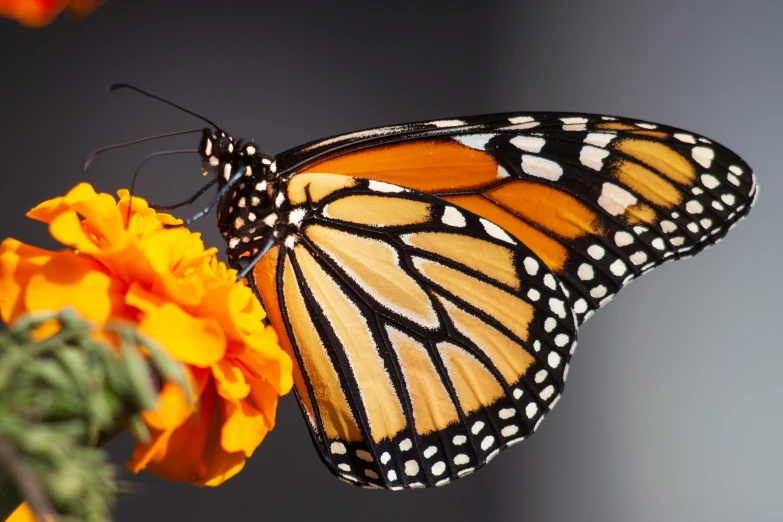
[
  {"left": 0, "top": 183, "right": 293, "bottom": 487},
  {"left": 0, "top": 0, "right": 103, "bottom": 28}
]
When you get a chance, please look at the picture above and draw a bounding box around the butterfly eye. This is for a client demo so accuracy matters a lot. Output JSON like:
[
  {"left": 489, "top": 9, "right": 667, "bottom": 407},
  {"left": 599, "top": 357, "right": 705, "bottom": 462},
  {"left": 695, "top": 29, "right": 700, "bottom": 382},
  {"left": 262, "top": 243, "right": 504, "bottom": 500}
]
[{"left": 218, "top": 136, "right": 232, "bottom": 156}]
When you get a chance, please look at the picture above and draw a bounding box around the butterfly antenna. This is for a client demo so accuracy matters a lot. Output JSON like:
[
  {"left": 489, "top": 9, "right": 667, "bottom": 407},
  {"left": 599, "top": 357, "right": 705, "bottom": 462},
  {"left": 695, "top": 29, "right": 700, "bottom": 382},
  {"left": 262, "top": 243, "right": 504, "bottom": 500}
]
[
  {"left": 84, "top": 128, "right": 203, "bottom": 170},
  {"left": 125, "top": 149, "right": 199, "bottom": 226},
  {"left": 110, "top": 83, "right": 220, "bottom": 129}
]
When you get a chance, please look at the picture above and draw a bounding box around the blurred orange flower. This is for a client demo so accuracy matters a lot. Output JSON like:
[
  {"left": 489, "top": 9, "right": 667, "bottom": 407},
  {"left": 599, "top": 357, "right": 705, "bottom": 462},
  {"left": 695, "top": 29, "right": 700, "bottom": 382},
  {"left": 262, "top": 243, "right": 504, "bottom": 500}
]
[
  {"left": 0, "top": 183, "right": 293, "bottom": 487},
  {"left": 0, "top": 0, "right": 103, "bottom": 27}
]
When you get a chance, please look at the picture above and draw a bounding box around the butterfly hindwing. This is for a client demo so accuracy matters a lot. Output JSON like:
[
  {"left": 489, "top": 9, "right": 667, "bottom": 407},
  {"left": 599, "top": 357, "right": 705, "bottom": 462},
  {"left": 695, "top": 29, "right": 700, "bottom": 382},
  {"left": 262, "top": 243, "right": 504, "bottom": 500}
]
[
  {"left": 277, "top": 112, "right": 757, "bottom": 323},
  {"left": 253, "top": 175, "right": 577, "bottom": 488}
]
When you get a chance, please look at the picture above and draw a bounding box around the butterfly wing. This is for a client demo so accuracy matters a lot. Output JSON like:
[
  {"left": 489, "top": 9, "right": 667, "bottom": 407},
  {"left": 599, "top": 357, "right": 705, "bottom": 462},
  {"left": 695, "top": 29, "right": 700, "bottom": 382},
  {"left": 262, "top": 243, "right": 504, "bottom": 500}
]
[
  {"left": 253, "top": 175, "right": 577, "bottom": 488},
  {"left": 275, "top": 113, "right": 758, "bottom": 323}
]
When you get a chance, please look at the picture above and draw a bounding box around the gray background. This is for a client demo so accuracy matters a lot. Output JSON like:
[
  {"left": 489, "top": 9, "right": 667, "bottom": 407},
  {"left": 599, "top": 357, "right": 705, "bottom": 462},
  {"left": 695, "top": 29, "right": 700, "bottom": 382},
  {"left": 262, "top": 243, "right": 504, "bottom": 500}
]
[{"left": 1, "top": 2, "right": 780, "bottom": 521}]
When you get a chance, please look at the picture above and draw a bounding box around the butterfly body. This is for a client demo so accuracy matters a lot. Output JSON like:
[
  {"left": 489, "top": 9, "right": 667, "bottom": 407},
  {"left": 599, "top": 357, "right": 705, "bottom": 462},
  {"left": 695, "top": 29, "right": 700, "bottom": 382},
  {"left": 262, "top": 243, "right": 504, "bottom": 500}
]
[{"left": 192, "top": 112, "right": 757, "bottom": 489}]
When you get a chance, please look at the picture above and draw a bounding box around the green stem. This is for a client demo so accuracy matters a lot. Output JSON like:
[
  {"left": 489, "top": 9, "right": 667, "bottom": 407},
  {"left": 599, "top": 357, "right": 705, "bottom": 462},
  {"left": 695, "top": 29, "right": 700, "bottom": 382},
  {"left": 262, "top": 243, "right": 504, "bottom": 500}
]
[{"left": 0, "top": 436, "right": 57, "bottom": 522}]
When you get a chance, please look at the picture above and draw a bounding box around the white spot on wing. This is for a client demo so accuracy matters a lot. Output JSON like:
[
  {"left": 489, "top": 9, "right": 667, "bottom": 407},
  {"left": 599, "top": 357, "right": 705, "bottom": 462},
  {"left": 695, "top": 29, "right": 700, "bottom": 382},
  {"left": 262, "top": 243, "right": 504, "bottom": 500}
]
[
  {"left": 481, "top": 436, "right": 495, "bottom": 450},
  {"left": 453, "top": 454, "right": 470, "bottom": 465},
  {"left": 549, "top": 297, "right": 567, "bottom": 319},
  {"left": 614, "top": 231, "right": 634, "bottom": 247},
  {"left": 587, "top": 245, "right": 605, "bottom": 260},
  {"left": 598, "top": 182, "right": 638, "bottom": 216},
  {"left": 501, "top": 425, "right": 519, "bottom": 437},
  {"left": 523, "top": 257, "right": 539, "bottom": 276},
  {"left": 510, "top": 135, "right": 546, "bottom": 153},
  {"left": 674, "top": 133, "right": 696, "bottom": 144},
  {"left": 480, "top": 218, "right": 515, "bottom": 244},
  {"left": 584, "top": 132, "right": 615, "bottom": 147},
  {"left": 330, "top": 441, "right": 346, "bottom": 454},
  {"left": 442, "top": 206, "right": 466, "bottom": 227},
  {"left": 609, "top": 259, "right": 627, "bottom": 276},
  {"left": 430, "top": 119, "right": 465, "bottom": 128},
  {"left": 368, "top": 180, "right": 404, "bottom": 193},
  {"left": 580, "top": 145, "right": 610, "bottom": 171},
  {"left": 692, "top": 146, "right": 714, "bottom": 168},
  {"left": 630, "top": 251, "right": 647, "bottom": 265},
  {"left": 701, "top": 174, "right": 720, "bottom": 189},
  {"left": 578, "top": 263, "right": 594, "bottom": 280},
  {"left": 543, "top": 318, "right": 558, "bottom": 335},
  {"left": 453, "top": 133, "right": 495, "bottom": 151},
  {"left": 521, "top": 154, "right": 563, "bottom": 181},
  {"left": 508, "top": 115, "right": 535, "bottom": 124},
  {"left": 685, "top": 200, "right": 704, "bottom": 214}
]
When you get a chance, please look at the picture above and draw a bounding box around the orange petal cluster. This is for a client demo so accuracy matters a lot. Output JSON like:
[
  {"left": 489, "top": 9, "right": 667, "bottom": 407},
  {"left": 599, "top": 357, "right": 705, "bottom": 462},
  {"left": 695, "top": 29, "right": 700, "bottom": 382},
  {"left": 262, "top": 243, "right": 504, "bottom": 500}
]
[
  {"left": 0, "top": 183, "right": 293, "bottom": 486},
  {"left": 0, "top": 0, "right": 103, "bottom": 27}
]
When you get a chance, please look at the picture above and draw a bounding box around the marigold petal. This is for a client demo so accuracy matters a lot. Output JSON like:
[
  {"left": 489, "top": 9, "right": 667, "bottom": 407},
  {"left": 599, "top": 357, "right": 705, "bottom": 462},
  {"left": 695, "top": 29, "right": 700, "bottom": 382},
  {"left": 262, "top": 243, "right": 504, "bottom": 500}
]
[
  {"left": 26, "top": 195, "right": 68, "bottom": 223},
  {"left": 4, "top": 501, "right": 36, "bottom": 522},
  {"left": 48, "top": 210, "right": 103, "bottom": 253},
  {"left": 141, "top": 381, "right": 195, "bottom": 431},
  {"left": 199, "top": 283, "right": 266, "bottom": 345},
  {"left": 246, "top": 376, "right": 281, "bottom": 431},
  {"left": 129, "top": 389, "right": 215, "bottom": 482},
  {"left": 0, "top": 238, "right": 53, "bottom": 324},
  {"left": 237, "top": 328, "right": 293, "bottom": 396},
  {"left": 220, "top": 397, "right": 269, "bottom": 456},
  {"left": 63, "top": 184, "right": 126, "bottom": 245},
  {"left": 138, "top": 303, "right": 226, "bottom": 367},
  {"left": 199, "top": 450, "right": 246, "bottom": 487},
  {"left": 117, "top": 189, "right": 182, "bottom": 227},
  {"left": 212, "top": 359, "right": 250, "bottom": 400},
  {"left": 127, "top": 427, "right": 175, "bottom": 474},
  {"left": 25, "top": 253, "right": 129, "bottom": 324},
  {"left": 124, "top": 282, "right": 165, "bottom": 314}
]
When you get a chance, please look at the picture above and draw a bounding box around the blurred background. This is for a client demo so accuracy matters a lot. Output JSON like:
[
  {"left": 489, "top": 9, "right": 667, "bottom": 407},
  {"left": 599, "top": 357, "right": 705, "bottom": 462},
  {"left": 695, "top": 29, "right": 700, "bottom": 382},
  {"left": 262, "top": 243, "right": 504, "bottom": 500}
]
[{"left": 1, "top": 2, "right": 781, "bottom": 521}]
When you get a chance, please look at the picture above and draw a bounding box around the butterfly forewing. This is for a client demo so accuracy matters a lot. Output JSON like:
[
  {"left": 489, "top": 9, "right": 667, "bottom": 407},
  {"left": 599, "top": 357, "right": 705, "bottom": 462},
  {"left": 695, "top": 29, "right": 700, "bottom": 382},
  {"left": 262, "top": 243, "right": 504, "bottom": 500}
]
[
  {"left": 278, "top": 113, "right": 757, "bottom": 324},
  {"left": 253, "top": 175, "right": 577, "bottom": 488}
]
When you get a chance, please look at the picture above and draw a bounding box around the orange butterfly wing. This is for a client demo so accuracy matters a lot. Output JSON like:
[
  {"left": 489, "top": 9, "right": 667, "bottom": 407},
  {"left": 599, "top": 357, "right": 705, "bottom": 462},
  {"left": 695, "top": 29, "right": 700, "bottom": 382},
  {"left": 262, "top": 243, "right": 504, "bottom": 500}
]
[{"left": 279, "top": 113, "right": 757, "bottom": 323}]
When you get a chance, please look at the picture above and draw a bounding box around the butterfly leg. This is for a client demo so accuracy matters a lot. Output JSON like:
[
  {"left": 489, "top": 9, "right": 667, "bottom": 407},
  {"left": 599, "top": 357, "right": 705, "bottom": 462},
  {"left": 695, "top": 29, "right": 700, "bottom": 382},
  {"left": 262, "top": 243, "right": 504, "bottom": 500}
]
[{"left": 163, "top": 166, "right": 246, "bottom": 227}]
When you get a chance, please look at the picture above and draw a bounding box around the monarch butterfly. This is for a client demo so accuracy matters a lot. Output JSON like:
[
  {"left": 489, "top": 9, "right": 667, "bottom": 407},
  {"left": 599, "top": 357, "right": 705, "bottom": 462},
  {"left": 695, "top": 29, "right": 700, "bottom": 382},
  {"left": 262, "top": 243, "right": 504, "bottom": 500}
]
[{"left": 107, "top": 86, "right": 757, "bottom": 490}]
